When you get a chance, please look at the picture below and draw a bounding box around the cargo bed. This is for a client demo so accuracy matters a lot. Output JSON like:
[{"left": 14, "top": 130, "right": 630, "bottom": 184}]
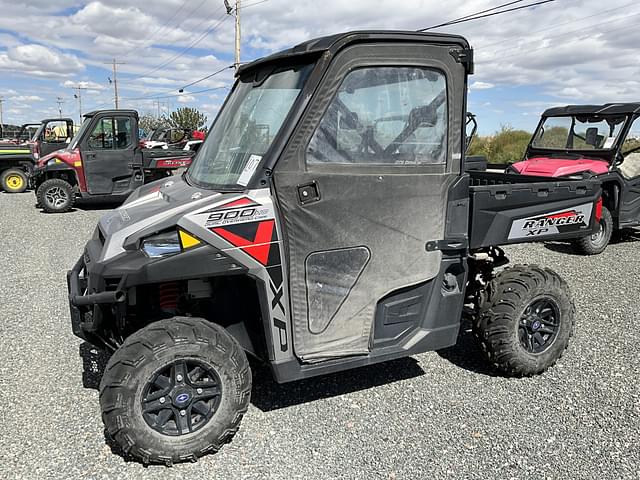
[{"left": 469, "top": 171, "right": 602, "bottom": 249}]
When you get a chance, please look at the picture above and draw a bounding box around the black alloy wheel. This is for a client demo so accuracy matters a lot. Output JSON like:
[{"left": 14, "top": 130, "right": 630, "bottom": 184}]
[
  {"left": 518, "top": 297, "right": 560, "bottom": 354},
  {"left": 142, "top": 359, "right": 222, "bottom": 436}
]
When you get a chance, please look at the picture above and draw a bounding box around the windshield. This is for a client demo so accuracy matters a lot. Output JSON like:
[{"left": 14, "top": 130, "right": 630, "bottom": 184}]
[
  {"left": 532, "top": 115, "right": 627, "bottom": 151},
  {"left": 187, "top": 62, "right": 313, "bottom": 190},
  {"left": 70, "top": 116, "right": 93, "bottom": 150}
]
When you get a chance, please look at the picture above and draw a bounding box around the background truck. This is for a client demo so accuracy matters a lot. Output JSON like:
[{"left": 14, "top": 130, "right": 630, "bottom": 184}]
[
  {"left": 67, "top": 31, "right": 602, "bottom": 465},
  {"left": 0, "top": 118, "right": 74, "bottom": 193},
  {"left": 32, "top": 109, "right": 194, "bottom": 213},
  {"left": 508, "top": 103, "right": 640, "bottom": 254}
]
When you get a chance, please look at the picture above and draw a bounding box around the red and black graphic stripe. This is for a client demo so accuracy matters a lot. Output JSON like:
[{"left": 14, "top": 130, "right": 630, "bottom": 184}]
[{"left": 211, "top": 219, "right": 280, "bottom": 266}]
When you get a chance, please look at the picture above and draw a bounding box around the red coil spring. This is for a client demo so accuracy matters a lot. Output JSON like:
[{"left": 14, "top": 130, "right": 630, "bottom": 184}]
[{"left": 158, "top": 282, "right": 180, "bottom": 311}]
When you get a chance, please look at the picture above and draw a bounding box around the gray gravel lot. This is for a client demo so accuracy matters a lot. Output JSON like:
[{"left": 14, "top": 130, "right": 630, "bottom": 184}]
[{"left": 0, "top": 191, "right": 638, "bottom": 479}]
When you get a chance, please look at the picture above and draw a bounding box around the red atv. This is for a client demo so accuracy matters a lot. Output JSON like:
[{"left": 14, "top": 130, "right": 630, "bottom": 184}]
[
  {"left": 509, "top": 103, "right": 640, "bottom": 254},
  {"left": 31, "top": 109, "right": 193, "bottom": 213}
]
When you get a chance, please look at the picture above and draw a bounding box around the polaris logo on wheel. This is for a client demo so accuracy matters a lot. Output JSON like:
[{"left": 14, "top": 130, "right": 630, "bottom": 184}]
[{"left": 508, "top": 203, "right": 593, "bottom": 240}]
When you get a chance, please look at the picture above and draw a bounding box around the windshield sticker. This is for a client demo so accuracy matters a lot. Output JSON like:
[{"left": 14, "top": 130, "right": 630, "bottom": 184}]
[
  {"left": 603, "top": 137, "right": 616, "bottom": 149},
  {"left": 237, "top": 155, "right": 262, "bottom": 187}
]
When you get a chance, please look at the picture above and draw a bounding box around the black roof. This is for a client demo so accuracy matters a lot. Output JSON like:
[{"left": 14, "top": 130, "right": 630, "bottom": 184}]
[
  {"left": 543, "top": 103, "right": 640, "bottom": 117},
  {"left": 84, "top": 109, "right": 138, "bottom": 117},
  {"left": 237, "top": 30, "right": 470, "bottom": 76}
]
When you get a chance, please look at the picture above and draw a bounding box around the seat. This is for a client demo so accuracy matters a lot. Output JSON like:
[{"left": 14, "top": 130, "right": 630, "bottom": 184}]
[{"left": 619, "top": 153, "right": 640, "bottom": 179}]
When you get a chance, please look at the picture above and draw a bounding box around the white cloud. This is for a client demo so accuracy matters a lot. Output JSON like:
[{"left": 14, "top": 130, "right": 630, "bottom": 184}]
[
  {"left": 0, "top": 44, "right": 83, "bottom": 77},
  {"left": 62, "top": 80, "right": 106, "bottom": 90},
  {"left": 470, "top": 81, "right": 495, "bottom": 90},
  {"left": 177, "top": 94, "right": 195, "bottom": 103},
  {"left": 10, "top": 95, "right": 44, "bottom": 102}
]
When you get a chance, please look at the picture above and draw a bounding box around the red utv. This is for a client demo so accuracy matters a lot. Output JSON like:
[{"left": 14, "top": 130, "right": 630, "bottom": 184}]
[
  {"left": 509, "top": 103, "right": 640, "bottom": 254},
  {"left": 31, "top": 109, "right": 193, "bottom": 213}
]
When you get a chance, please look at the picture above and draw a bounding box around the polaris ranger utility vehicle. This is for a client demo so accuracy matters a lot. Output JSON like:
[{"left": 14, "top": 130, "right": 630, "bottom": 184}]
[
  {"left": 510, "top": 103, "right": 640, "bottom": 254},
  {"left": 32, "top": 110, "right": 193, "bottom": 212},
  {"left": 68, "top": 31, "right": 603, "bottom": 465},
  {"left": 0, "top": 118, "right": 74, "bottom": 193}
]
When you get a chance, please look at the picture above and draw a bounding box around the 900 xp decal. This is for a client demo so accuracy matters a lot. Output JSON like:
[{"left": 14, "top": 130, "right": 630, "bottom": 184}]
[
  {"left": 508, "top": 202, "right": 593, "bottom": 240},
  {"left": 198, "top": 195, "right": 289, "bottom": 354}
]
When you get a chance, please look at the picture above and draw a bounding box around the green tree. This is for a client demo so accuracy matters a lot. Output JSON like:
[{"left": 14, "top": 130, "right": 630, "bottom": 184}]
[
  {"left": 138, "top": 113, "right": 169, "bottom": 136},
  {"left": 167, "top": 107, "right": 208, "bottom": 132}
]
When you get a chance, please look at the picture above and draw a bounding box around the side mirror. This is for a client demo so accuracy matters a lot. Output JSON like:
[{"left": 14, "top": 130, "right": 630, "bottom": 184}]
[{"left": 585, "top": 127, "right": 599, "bottom": 147}]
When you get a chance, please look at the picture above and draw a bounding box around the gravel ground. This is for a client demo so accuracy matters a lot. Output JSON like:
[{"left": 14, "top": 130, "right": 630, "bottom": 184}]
[{"left": 0, "top": 191, "right": 638, "bottom": 480}]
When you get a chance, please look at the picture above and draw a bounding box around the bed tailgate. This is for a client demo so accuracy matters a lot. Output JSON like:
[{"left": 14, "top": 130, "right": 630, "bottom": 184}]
[{"left": 469, "top": 172, "right": 602, "bottom": 249}]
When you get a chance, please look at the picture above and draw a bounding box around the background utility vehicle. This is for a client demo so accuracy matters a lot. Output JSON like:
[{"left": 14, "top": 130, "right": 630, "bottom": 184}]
[
  {"left": 0, "top": 118, "right": 74, "bottom": 193},
  {"left": 509, "top": 103, "right": 640, "bottom": 254},
  {"left": 0, "top": 122, "right": 40, "bottom": 144},
  {"left": 68, "top": 31, "right": 602, "bottom": 465},
  {"left": 32, "top": 109, "right": 193, "bottom": 213}
]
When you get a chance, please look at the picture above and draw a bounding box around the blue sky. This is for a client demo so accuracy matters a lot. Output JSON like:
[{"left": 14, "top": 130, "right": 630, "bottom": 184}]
[{"left": 0, "top": 0, "right": 637, "bottom": 135}]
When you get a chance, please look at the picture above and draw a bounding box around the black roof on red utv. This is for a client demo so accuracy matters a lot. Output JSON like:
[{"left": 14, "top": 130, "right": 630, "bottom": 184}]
[
  {"left": 237, "top": 30, "right": 471, "bottom": 76},
  {"left": 543, "top": 103, "right": 640, "bottom": 117}
]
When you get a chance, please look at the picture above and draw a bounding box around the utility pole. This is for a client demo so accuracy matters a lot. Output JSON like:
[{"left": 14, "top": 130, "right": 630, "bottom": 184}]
[
  {"left": 72, "top": 86, "right": 88, "bottom": 125},
  {"left": 225, "top": 0, "right": 241, "bottom": 68},
  {"left": 56, "top": 97, "right": 65, "bottom": 118},
  {"left": 105, "top": 58, "right": 126, "bottom": 109},
  {"left": 234, "top": 0, "right": 241, "bottom": 68}
]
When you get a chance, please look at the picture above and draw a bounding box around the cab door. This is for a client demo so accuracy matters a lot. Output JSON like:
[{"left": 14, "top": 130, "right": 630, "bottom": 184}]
[
  {"left": 82, "top": 116, "right": 135, "bottom": 195},
  {"left": 273, "top": 42, "right": 469, "bottom": 362}
]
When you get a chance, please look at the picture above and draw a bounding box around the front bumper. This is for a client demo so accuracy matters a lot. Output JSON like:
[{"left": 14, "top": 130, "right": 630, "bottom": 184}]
[{"left": 67, "top": 254, "right": 126, "bottom": 345}]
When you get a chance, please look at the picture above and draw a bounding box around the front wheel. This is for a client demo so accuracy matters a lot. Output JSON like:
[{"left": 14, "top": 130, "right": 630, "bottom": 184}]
[
  {"left": 474, "top": 265, "right": 575, "bottom": 377},
  {"left": 99, "top": 317, "right": 252, "bottom": 465},
  {"left": 572, "top": 205, "right": 613, "bottom": 255},
  {"left": 1, "top": 168, "right": 28, "bottom": 193},
  {"left": 36, "top": 178, "right": 75, "bottom": 213}
]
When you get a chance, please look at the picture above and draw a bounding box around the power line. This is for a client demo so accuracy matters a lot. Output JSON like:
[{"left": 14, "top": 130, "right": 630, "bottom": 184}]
[
  {"left": 420, "top": 0, "right": 527, "bottom": 31},
  {"left": 178, "top": 65, "right": 233, "bottom": 92},
  {"left": 418, "top": 0, "right": 556, "bottom": 32},
  {"left": 485, "top": 9, "right": 640, "bottom": 60},
  {"left": 121, "top": 85, "right": 230, "bottom": 103},
  {"left": 478, "top": 1, "right": 636, "bottom": 49},
  {"left": 126, "top": 11, "right": 230, "bottom": 82},
  {"left": 120, "top": 0, "right": 194, "bottom": 59}
]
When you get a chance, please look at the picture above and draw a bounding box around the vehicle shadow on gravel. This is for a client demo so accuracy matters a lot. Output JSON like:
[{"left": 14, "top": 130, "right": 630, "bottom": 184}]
[
  {"left": 436, "top": 319, "right": 497, "bottom": 377},
  {"left": 249, "top": 357, "right": 425, "bottom": 412},
  {"left": 79, "top": 342, "right": 427, "bottom": 412},
  {"left": 35, "top": 199, "right": 122, "bottom": 214},
  {"left": 543, "top": 227, "right": 640, "bottom": 255}
]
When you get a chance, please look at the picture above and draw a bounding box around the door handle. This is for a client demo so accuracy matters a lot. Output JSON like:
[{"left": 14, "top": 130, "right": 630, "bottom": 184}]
[{"left": 297, "top": 181, "right": 321, "bottom": 205}]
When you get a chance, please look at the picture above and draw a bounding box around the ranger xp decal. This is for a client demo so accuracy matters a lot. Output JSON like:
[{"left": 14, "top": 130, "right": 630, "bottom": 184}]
[{"left": 508, "top": 202, "right": 593, "bottom": 240}]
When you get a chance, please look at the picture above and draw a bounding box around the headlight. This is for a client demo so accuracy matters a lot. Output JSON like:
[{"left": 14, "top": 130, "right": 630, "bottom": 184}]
[
  {"left": 141, "top": 229, "right": 202, "bottom": 258},
  {"left": 47, "top": 158, "right": 63, "bottom": 166}
]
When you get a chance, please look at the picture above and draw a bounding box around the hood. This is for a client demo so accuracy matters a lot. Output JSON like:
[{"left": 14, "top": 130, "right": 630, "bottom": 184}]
[
  {"left": 98, "top": 175, "right": 236, "bottom": 261},
  {"left": 37, "top": 148, "right": 76, "bottom": 168},
  {"left": 511, "top": 156, "right": 609, "bottom": 177}
]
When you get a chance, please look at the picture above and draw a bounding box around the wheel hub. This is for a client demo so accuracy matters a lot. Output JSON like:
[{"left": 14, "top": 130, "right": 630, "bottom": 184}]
[
  {"left": 45, "top": 187, "right": 68, "bottom": 207},
  {"left": 141, "top": 359, "right": 222, "bottom": 436},
  {"left": 7, "top": 175, "right": 23, "bottom": 189},
  {"left": 519, "top": 297, "right": 560, "bottom": 354}
]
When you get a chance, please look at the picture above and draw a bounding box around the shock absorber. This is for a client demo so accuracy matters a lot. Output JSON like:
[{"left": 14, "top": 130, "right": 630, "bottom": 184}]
[{"left": 158, "top": 282, "right": 180, "bottom": 313}]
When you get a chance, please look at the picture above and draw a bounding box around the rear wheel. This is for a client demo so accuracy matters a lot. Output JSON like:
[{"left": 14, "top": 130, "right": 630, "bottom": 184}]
[
  {"left": 36, "top": 178, "right": 75, "bottom": 213},
  {"left": 572, "top": 205, "right": 613, "bottom": 255},
  {"left": 1, "top": 168, "right": 28, "bottom": 193},
  {"left": 474, "top": 265, "right": 575, "bottom": 377},
  {"left": 100, "top": 317, "right": 252, "bottom": 465}
]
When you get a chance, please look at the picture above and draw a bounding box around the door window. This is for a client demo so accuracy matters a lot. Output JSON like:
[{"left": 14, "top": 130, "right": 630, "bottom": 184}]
[
  {"left": 87, "top": 117, "right": 132, "bottom": 150},
  {"left": 308, "top": 66, "right": 447, "bottom": 165}
]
